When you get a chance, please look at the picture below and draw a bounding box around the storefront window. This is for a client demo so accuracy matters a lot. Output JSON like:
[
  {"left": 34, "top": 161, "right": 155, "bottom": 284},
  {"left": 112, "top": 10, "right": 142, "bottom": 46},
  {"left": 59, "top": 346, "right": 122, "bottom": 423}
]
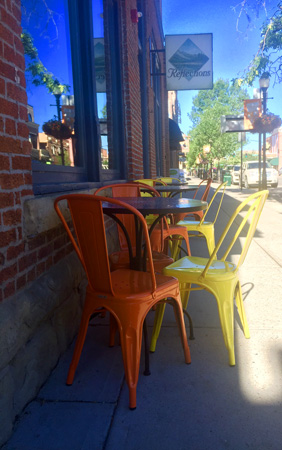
[
  {"left": 22, "top": 0, "right": 77, "bottom": 167},
  {"left": 93, "top": 0, "right": 125, "bottom": 174}
]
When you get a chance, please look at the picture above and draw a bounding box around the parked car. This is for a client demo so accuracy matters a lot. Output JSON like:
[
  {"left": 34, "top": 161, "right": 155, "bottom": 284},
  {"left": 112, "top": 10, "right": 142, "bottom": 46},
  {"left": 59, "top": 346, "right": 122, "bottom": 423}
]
[
  {"left": 239, "top": 161, "right": 278, "bottom": 188},
  {"left": 279, "top": 167, "right": 282, "bottom": 176},
  {"left": 231, "top": 165, "right": 240, "bottom": 184}
]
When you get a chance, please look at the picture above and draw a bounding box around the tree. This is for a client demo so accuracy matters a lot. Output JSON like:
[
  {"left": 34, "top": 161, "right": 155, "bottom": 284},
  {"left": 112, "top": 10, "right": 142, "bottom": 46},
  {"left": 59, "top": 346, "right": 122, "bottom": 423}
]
[
  {"left": 234, "top": 1, "right": 282, "bottom": 85},
  {"left": 187, "top": 79, "right": 249, "bottom": 166},
  {"left": 22, "top": 31, "right": 69, "bottom": 95}
]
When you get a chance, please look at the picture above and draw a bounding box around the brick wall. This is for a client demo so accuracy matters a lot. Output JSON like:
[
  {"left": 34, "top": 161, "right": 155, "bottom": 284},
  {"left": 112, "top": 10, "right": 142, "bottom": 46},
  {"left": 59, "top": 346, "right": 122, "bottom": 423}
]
[{"left": 0, "top": 0, "right": 72, "bottom": 302}]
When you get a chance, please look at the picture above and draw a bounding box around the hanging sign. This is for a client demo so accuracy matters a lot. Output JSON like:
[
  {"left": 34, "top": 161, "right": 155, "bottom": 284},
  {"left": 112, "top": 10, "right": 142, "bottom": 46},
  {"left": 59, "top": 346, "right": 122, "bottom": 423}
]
[
  {"left": 244, "top": 99, "right": 262, "bottom": 130},
  {"left": 94, "top": 38, "right": 106, "bottom": 92},
  {"left": 165, "top": 34, "right": 213, "bottom": 91}
]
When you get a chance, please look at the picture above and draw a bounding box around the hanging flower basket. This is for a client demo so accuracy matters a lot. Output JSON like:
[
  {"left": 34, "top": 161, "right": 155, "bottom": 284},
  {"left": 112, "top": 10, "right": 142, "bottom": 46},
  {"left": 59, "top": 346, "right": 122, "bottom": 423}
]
[
  {"left": 42, "top": 119, "right": 72, "bottom": 140},
  {"left": 250, "top": 114, "right": 281, "bottom": 134}
]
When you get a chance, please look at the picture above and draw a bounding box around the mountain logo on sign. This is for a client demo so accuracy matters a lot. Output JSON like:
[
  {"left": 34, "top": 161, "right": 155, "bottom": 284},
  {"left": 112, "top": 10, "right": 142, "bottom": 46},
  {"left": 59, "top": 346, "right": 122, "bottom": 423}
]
[{"left": 169, "top": 38, "right": 209, "bottom": 81}]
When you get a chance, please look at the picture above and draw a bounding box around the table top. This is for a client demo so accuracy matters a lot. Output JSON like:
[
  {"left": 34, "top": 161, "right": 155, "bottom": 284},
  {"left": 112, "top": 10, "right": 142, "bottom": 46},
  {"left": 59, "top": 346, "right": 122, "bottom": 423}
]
[
  {"left": 153, "top": 184, "right": 198, "bottom": 193},
  {"left": 102, "top": 196, "right": 207, "bottom": 215}
]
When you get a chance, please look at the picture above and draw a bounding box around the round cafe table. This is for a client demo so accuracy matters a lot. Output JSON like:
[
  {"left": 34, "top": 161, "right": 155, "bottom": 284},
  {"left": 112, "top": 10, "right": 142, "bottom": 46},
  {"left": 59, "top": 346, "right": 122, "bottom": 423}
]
[{"left": 153, "top": 184, "right": 198, "bottom": 198}]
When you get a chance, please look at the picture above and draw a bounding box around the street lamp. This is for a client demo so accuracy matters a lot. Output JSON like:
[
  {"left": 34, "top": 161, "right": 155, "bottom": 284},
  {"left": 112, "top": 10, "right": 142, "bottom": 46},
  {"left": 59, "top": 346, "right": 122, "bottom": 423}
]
[
  {"left": 259, "top": 73, "right": 270, "bottom": 190},
  {"left": 52, "top": 81, "right": 65, "bottom": 166}
]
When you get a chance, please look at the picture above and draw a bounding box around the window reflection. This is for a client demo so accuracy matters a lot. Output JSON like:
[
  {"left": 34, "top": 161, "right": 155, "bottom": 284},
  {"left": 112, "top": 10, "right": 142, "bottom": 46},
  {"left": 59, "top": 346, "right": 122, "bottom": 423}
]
[{"left": 22, "top": 0, "right": 76, "bottom": 167}]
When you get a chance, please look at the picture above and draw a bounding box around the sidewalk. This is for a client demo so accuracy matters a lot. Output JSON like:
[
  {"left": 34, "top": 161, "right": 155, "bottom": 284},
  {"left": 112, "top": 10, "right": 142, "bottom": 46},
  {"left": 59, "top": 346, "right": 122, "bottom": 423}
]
[{"left": 3, "top": 181, "right": 282, "bottom": 450}]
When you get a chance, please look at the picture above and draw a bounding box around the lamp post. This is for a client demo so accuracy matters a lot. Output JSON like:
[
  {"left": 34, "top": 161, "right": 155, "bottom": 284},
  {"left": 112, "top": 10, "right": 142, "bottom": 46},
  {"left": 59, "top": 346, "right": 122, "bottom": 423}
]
[
  {"left": 53, "top": 82, "right": 65, "bottom": 166},
  {"left": 259, "top": 73, "right": 270, "bottom": 190}
]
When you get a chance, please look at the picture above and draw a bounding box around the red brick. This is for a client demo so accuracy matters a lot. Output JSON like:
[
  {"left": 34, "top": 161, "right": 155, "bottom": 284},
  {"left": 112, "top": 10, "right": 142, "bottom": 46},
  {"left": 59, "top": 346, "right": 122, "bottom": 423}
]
[
  {"left": 0, "top": 192, "right": 14, "bottom": 208},
  {"left": 14, "top": 35, "right": 23, "bottom": 53},
  {"left": 0, "top": 252, "right": 5, "bottom": 265},
  {"left": 14, "top": 191, "right": 20, "bottom": 205},
  {"left": 0, "top": 262, "right": 17, "bottom": 282},
  {"left": 0, "top": 76, "right": 5, "bottom": 95},
  {"left": 0, "top": 23, "right": 13, "bottom": 46},
  {"left": 45, "top": 255, "right": 53, "bottom": 271},
  {"left": 12, "top": 155, "right": 31, "bottom": 171},
  {"left": 7, "top": 242, "right": 24, "bottom": 260},
  {"left": 0, "top": 228, "right": 17, "bottom": 247},
  {"left": 38, "top": 244, "right": 53, "bottom": 260},
  {"left": 17, "top": 121, "right": 29, "bottom": 139},
  {"left": 12, "top": 2, "right": 21, "bottom": 22},
  {"left": 22, "top": 140, "right": 32, "bottom": 155},
  {"left": 0, "top": 173, "right": 24, "bottom": 189},
  {"left": 18, "top": 251, "right": 37, "bottom": 272},
  {"left": 19, "top": 105, "right": 28, "bottom": 122},
  {"left": 0, "top": 59, "right": 15, "bottom": 82},
  {"left": 0, "top": 116, "right": 4, "bottom": 132},
  {"left": 16, "top": 273, "right": 26, "bottom": 290},
  {"left": 17, "top": 226, "right": 22, "bottom": 240},
  {"left": 53, "top": 235, "right": 67, "bottom": 250},
  {"left": 36, "top": 261, "right": 46, "bottom": 277},
  {"left": 24, "top": 173, "right": 32, "bottom": 185},
  {"left": 27, "top": 266, "right": 36, "bottom": 283},
  {"left": 3, "top": 208, "right": 22, "bottom": 226},
  {"left": 1, "top": 8, "right": 21, "bottom": 35},
  {"left": 0, "top": 136, "right": 20, "bottom": 156},
  {"left": 28, "top": 234, "right": 46, "bottom": 251},
  {"left": 20, "top": 189, "right": 34, "bottom": 198},
  {"left": 0, "top": 154, "right": 10, "bottom": 171},
  {"left": 4, "top": 280, "right": 15, "bottom": 299},
  {"left": 3, "top": 43, "right": 15, "bottom": 64},
  {"left": 5, "top": 117, "right": 16, "bottom": 135},
  {"left": 7, "top": 82, "right": 27, "bottom": 103},
  {"left": 0, "top": 98, "right": 18, "bottom": 118}
]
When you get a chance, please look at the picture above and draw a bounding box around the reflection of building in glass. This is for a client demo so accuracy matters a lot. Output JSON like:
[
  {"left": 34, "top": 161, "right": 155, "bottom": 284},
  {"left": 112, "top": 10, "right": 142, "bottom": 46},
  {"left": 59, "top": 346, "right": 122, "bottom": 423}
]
[{"left": 38, "top": 133, "right": 75, "bottom": 167}]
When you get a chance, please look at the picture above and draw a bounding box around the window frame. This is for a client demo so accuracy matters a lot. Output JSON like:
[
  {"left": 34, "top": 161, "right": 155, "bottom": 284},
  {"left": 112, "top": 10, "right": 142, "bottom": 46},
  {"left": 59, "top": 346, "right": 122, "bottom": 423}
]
[{"left": 31, "top": 0, "right": 125, "bottom": 194}]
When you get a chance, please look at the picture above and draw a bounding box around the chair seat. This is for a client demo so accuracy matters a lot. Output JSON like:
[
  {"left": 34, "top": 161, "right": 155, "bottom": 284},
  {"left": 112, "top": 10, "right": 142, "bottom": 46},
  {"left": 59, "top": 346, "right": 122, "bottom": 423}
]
[
  {"left": 178, "top": 220, "right": 213, "bottom": 228},
  {"left": 164, "top": 256, "right": 237, "bottom": 280},
  {"left": 111, "top": 269, "right": 179, "bottom": 297},
  {"left": 110, "top": 250, "right": 174, "bottom": 273}
]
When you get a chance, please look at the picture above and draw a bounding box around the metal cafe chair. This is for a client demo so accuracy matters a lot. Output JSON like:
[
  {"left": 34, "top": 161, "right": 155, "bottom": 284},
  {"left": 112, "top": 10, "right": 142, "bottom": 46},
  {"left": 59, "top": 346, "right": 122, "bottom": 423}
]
[
  {"left": 94, "top": 183, "right": 174, "bottom": 272},
  {"left": 54, "top": 194, "right": 191, "bottom": 409},
  {"left": 177, "top": 182, "right": 227, "bottom": 257},
  {"left": 174, "top": 178, "right": 212, "bottom": 224},
  {"left": 151, "top": 190, "right": 269, "bottom": 365}
]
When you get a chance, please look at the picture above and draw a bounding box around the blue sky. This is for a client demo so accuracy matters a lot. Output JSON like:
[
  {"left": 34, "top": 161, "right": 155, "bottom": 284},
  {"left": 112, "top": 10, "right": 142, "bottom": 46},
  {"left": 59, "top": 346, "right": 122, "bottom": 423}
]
[{"left": 162, "top": 0, "right": 281, "bottom": 149}]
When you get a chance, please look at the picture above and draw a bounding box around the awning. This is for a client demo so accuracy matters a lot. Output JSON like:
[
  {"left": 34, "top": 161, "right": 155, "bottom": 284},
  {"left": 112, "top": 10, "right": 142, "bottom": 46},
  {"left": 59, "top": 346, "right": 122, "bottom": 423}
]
[
  {"left": 269, "top": 157, "right": 278, "bottom": 166},
  {"left": 169, "top": 119, "right": 184, "bottom": 148}
]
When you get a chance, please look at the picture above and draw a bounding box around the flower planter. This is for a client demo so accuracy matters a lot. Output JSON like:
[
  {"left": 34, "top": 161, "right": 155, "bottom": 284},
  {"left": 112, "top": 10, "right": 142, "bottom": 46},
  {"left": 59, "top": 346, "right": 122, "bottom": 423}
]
[
  {"left": 43, "top": 120, "right": 72, "bottom": 140},
  {"left": 250, "top": 114, "right": 281, "bottom": 134}
]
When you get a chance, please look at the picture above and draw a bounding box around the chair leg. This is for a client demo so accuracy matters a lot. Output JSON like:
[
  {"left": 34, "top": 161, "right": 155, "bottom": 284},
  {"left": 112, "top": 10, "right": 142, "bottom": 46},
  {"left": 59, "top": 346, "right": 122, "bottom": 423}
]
[
  {"left": 171, "top": 297, "right": 191, "bottom": 364},
  {"left": 109, "top": 313, "right": 118, "bottom": 347},
  {"left": 235, "top": 282, "right": 250, "bottom": 338},
  {"left": 212, "top": 283, "right": 236, "bottom": 366},
  {"left": 150, "top": 302, "right": 166, "bottom": 352},
  {"left": 66, "top": 301, "right": 93, "bottom": 385},
  {"left": 117, "top": 313, "right": 144, "bottom": 410},
  {"left": 180, "top": 283, "right": 191, "bottom": 309}
]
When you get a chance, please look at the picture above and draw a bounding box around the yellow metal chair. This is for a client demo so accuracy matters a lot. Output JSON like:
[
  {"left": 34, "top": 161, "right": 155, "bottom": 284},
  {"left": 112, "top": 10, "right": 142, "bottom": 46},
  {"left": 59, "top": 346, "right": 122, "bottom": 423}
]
[
  {"left": 177, "top": 182, "right": 227, "bottom": 257},
  {"left": 156, "top": 177, "right": 181, "bottom": 184},
  {"left": 150, "top": 190, "right": 269, "bottom": 365},
  {"left": 134, "top": 179, "right": 166, "bottom": 224}
]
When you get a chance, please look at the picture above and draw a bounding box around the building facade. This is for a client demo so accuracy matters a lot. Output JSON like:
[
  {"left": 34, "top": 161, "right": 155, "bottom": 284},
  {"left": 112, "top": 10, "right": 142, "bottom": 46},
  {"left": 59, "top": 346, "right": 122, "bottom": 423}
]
[{"left": 0, "top": 0, "right": 170, "bottom": 443}]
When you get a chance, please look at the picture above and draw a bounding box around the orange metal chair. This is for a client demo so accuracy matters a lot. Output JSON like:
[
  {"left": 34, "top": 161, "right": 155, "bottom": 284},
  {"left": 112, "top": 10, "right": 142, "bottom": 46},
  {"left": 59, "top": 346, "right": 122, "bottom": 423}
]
[
  {"left": 174, "top": 178, "right": 212, "bottom": 224},
  {"left": 132, "top": 183, "right": 191, "bottom": 259},
  {"left": 94, "top": 183, "right": 174, "bottom": 272},
  {"left": 54, "top": 194, "right": 191, "bottom": 409}
]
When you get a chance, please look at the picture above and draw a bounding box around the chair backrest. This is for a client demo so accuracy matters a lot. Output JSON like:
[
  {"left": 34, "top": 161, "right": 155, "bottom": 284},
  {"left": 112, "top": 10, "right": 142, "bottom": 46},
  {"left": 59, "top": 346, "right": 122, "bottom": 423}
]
[
  {"left": 54, "top": 194, "right": 157, "bottom": 293},
  {"left": 94, "top": 183, "right": 161, "bottom": 252},
  {"left": 201, "top": 190, "right": 269, "bottom": 278},
  {"left": 193, "top": 178, "right": 212, "bottom": 201},
  {"left": 156, "top": 177, "right": 180, "bottom": 184},
  {"left": 199, "top": 182, "right": 227, "bottom": 225}
]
